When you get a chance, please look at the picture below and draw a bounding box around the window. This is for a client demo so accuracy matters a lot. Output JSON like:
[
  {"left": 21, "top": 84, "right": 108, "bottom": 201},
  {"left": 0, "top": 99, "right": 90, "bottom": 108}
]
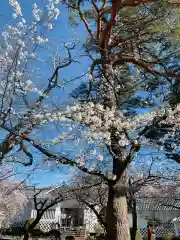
[{"left": 60, "top": 208, "right": 84, "bottom": 227}]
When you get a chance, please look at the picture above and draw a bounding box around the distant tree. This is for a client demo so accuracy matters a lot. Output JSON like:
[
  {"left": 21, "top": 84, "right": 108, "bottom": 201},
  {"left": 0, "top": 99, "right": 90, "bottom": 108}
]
[
  {"left": 0, "top": 179, "right": 27, "bottom": 230},
  {"left": 23, "top": 185, "right": 65, "bottom": 240}
]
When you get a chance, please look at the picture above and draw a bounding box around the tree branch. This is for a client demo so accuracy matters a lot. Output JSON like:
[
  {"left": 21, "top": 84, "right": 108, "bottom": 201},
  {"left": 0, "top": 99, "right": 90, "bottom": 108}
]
[
  {"left": 1, "top": 124, "right": 108, "bottom": 181},
  {"left": 77, "top": 195, "right": 106, "bottom": 229},
  {"left": 0, "top": 43, "right": 75, "bottom": 162},
  {"left": 113, "top": 54, "right": 180, "bottom": 78},
  {"left": 65, "top": 2, "right": 94, "bottom": 39}
]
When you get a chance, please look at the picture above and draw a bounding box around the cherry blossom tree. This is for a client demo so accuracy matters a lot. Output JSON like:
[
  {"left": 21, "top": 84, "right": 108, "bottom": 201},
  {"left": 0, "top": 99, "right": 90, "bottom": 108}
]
[
  {"left": 0, "top": 0, "right": 79, "bottom": 168},
  {"left": 0, "top": 0, "right": 74, "bottom": 234},
  {"left": 0, "top": 1, "right": 180, "bottom": 240},
  {"left": 0, "top": 179, "right": 28, "bottom": 230}
]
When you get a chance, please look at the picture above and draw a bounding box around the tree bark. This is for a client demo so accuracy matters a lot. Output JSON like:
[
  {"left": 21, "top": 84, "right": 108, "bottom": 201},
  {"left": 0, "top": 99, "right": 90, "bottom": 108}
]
[
  {"left": 101, "top": 60, "right": 131, "bottom": 240},
  {"left": 106, "top": 179, "right": 131, "bottom": 240}
]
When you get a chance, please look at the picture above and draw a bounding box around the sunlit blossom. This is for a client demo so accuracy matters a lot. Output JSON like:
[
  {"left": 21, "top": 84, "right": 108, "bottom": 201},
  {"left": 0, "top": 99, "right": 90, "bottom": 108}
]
[
  {"left": 48, "top": 23, "right": 53, "bottom": 29},
  {"left": 9, "top": 0, "right": 22, "bottom": 17},
  {"left": 97, "top": 155, "right": 103, "bottom": 161}
]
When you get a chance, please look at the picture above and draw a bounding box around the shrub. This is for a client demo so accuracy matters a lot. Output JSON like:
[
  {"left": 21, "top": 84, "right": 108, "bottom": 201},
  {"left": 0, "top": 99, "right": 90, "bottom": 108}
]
[
  {"left": 30, "top": 228, "right": 44, "bottom": 236},
  {"left": 130, "top": 228, "right": 143, "bottom": 240},
  {"left": 45, "top": 229, "right": 61, "bottom": 238},
  {"left": 2, "top": 226, "right": 25, "bottom": 236},
  {"left": 135, "top": 230, "right": 142, "bottom": 240},
  {"left": 166, "top": 232, "right": 174, "bottom": 240},
  {"left": 86, "top": 236, "right": 94, "bottom": 240}
]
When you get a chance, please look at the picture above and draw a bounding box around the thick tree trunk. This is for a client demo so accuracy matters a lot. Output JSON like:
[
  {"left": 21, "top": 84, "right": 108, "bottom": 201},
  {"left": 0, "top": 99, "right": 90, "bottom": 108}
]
[
  {"left": 106, "top": 181, "right": 131, "bottom": 240},
  {"left": 101, "top": 60, "right": 131, "bottom": 240}
]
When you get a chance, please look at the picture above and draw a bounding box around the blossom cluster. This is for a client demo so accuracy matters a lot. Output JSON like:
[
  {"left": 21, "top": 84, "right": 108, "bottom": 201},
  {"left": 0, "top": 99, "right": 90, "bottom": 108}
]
[
  {"left": 32, "top": 102, "right": 180, "bottom": 147},
  {"left": 30, "top": 102, "right": 135, "bottom": 145},
  {"left": 32, "top": 1, "right": 60, "bottom": 23},
  {"left": 0, "top": 0, "right": 61, "bottom": 118},
  {"left": 9, "top": 0, "right": 22, "bottom": 18}
]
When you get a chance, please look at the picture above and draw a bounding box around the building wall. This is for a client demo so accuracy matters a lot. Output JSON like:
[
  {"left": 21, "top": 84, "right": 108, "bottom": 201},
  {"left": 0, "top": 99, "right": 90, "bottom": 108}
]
[
  {"left": 54, "top": 204, "right": 61, "bottom": 222},
  {"left": 128, "top": 213, "right": 147, "bottom": 228},
  {"left": 84, "top": 208, "right": 98, "bottom": 232},
  {"left": 175, "top": 222, "right": 180, "bottom": 229}
]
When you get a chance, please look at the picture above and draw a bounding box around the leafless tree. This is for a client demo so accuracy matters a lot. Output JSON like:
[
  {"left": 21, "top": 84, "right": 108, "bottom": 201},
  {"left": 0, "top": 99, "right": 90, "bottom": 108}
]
[{"left": 23, "top": 185, "right": 66, "bottom": 240}]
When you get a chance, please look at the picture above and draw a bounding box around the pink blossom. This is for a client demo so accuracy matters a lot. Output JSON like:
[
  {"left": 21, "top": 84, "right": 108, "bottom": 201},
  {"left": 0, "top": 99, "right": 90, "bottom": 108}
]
[{"left": 97, "top": 155, "right": 103, "bottom": 161}]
